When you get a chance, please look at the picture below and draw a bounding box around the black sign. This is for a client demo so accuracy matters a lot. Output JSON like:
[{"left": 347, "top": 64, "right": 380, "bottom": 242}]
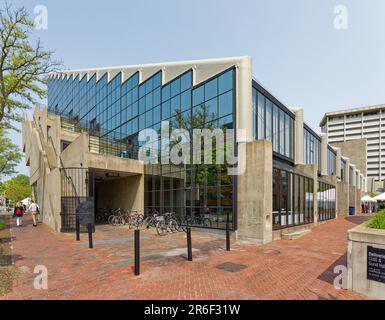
[
  {"left": 367, "top": 246, "right": 385, "bottom": 284},
  {"left": 76, "top": 200, "right": 95, "bottom": 226}
]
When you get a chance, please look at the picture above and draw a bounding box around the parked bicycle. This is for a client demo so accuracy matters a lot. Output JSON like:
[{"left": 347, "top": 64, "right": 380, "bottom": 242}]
[{"left": 156, "top": 212, "right": 179, "bottom": 236}]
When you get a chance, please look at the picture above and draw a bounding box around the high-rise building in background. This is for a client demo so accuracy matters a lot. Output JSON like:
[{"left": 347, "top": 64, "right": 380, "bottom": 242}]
[{"left": 320, "top": 105, "right": 385, "bottom": 192}]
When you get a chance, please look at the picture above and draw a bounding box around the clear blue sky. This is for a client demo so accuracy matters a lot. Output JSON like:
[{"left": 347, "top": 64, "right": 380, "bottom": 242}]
[{"left": 8, "top": 0, "right": 385, "bottom": 175}]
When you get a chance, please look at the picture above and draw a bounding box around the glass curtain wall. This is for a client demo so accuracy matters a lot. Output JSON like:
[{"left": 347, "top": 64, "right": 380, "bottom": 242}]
[
  {"left": 144, "top": 68, "right": 236, "bottom": 230},
  {"left": 252, "top": 87, "right": 294, "bottom": 160},
  {"left": 318, "top": 182, "right": 336, "bottom": 221},
  {"left": 327, "top": 147, "right": 337, "bottom": 176},
  {"left": 304, "top": 127, "right": 321, "bottom": 172},
  {"left": 272, "top": 167, "right": 314, "bottom": 230},
  {"left": 48, "top": 67, "right": 237, "bottom": 230}
]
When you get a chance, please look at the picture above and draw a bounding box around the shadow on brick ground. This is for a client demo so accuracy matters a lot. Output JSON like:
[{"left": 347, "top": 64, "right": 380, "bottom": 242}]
[{"left": 317, "top": 252, "right": 347, "bottom": 286}]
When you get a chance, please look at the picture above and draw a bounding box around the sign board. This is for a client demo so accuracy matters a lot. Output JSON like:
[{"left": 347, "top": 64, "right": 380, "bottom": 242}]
[
  {"left": 76, "top": 200, "right": 95, "bottom": 227},
  {"left": 367, "top": 246, "right": 385, "bottom": 284}
]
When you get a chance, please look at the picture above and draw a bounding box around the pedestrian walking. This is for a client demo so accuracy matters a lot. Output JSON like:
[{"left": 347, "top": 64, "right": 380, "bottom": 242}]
[
  {"left": 14, "top": 202, "right": 25, "bottom": 227},
  {"left": 29, "top": 200, "right": 40, "bottom": 227}
]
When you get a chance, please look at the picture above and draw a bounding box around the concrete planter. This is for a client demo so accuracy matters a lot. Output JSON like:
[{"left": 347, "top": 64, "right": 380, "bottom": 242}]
[{"left": 348, "top": 225, "right": 385, "bottom": 299}]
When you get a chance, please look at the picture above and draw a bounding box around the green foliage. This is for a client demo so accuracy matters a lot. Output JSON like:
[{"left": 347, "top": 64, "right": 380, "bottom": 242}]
[
  {"left": 366, "top": 210, "right": 385, "bottom": 230},
  {"left": 0, "top": 127, "right": 22, "bottom": 178},
  {"left": 172, "top": 103, "right": 233, "bottom": 200},
  {"left": 0, "top": 220, "right": 5, "bottom": 229},
  {"left": 2, "top": 174, "right": 31, "bottom": 204},
  {"left": 0, "top": 3, "right": 61, "bottom": 130}
]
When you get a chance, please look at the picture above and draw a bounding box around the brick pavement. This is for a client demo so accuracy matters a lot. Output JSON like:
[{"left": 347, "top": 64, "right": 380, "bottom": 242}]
[{"left": 0, "top": 215, "right": 369, "bottom": 300}]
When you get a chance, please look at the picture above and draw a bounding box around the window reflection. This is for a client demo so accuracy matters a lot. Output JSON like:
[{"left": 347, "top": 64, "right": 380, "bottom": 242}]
[{"left": 272, "top": 167, "right": 314, "bottom": 230}]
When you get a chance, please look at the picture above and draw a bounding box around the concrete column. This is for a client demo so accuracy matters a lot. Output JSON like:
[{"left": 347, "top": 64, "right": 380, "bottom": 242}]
[
  {"left": 236, "top": 57, "right": 253, "bottom": 142},
  {"left": 293, "top": 108, "right": 304, "bottom": 165},
  {"left": 344, "top": 157, "right": 350, "bottom": 185},
  {"left": 356, "top": 169, "right": 361, "bottom": 189},
  {"left": 335, "top": 148, "right": 341, "bottom": 179},
  {"left": 351, "top": 165, "right": 356, "bottom": 187},
  {"left": 237, "top": 140, "right": 273, "bottom": 244},
  {"left": 363, "top": 176, "right": 368, "bottom": 193},
  {"left": 320, "top": 133, "right": 328, "bottom": 176}
]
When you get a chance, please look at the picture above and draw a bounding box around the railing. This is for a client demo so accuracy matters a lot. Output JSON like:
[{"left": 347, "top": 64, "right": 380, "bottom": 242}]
[{"left": 88, "top": 133, "right": 140, "bottom": 160}]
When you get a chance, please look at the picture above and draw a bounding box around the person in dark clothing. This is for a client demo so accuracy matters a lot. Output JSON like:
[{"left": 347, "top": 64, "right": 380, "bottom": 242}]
[{"left": 14, "top": 202, "right": 25, "bottom": 227}]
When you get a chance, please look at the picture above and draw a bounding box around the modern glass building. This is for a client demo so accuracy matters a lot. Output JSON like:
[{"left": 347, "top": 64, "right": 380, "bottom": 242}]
[{"left": 22, "top": 56, "right": 366, "bottom": 242}]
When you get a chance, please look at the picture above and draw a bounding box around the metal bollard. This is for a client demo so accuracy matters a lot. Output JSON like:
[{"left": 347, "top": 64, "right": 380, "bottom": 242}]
[
  {"left": 134, "top": 229, "right": 140, "bottom": 275},
  {"left": 87, "top": 223, "right": 93, "bottom": 248},
  {"left": 76, "top": 215, "right": 80, "bottom": 241},
  {"left": 187, "top": 227, "right": 193, "bottom": 261},
  {"left": 226, "top": 223, "right": 231, "bottom": 251}
]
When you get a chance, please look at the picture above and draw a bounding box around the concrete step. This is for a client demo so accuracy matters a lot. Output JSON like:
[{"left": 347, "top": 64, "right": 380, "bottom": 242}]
[{"left": 281, "top": 229, "right": 311, "bottom": 240}]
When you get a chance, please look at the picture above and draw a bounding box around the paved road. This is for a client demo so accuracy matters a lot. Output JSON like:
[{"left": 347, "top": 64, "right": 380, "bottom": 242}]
[{"left": 1, "top": 215, "right": 368, "bottom": 300}]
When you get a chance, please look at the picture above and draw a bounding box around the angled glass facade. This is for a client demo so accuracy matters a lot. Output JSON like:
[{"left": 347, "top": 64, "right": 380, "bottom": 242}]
[
  {"left": 327, "top": 146, "right": 337, "bottom": 176},
  {"left": 304, "top": 127, "right": 321, "bottom": 172},
  {"left": 48, "top": 67, "right": 236, "bottom": 230},
  {"left": 252, "top": 85, "right": 294, "bottom": 160}
]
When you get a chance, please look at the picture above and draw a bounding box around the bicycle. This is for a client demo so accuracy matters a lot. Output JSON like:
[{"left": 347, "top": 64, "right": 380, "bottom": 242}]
[
  {"left": 127, "top": 210, "right": 144, "bottom": 229},
  {"left": 156, "top": 212, "right": 179, "bottom": 236},
  {"left": 140, "top": 209, "right": 163, "bottom": 229}
]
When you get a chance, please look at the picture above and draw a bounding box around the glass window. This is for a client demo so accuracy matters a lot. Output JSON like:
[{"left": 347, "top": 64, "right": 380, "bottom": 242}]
[
  {"left": 162, "top": 84, "right": 171, "bottom": 102},
  {"left": 205, "top": 79, "right": 218, "bottom": 101},
  {"left": 218, "top": 70, "right": 233, "bottom": 94},
  {"left": 162, "top": 100, "right": 171, "bottom": 120},
  {"left": 171, "top": 95, "right": 180, "bottom": 116},
  {"left": 181, "top": 72, "right": 192, "bottom": 92},
  {"left": 180, "top": 90, "right": 191, "bottom": 112},
  {"left": 265, "top": 99, "right": 272, "bottom": 141},
  {"left": 279, "top": 109, "right": 285, "bottom": 155},
  {"left": 273, "top": 167, "right": 314, "bottom": 230},
  {"left": 257, "top": 93, "right": 265, "bottom": 139},
  {"left": 206, "top": 98, "right": 218, "bottom": 119},
  {"left": 273, "top": 104, "right": 279, "bottom": 153},
  {"left": 218, "top": 91, "right": 232, "bottom": 118},
  {"left": 171, "top": 78, "right": 181, "bottom": 98},
  {"left": 193, "top": 86, "right": 204, "bottom": 107},
  {"left": 153, "top": 87, "right": 161, "bottom": 106}
]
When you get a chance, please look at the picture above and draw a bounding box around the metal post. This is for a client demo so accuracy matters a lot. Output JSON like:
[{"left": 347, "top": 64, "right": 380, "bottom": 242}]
[
  {"left": 187, "top": 227, "right": 193, "bottom": 261},
  {"left": 226, "top": 223, "right": 231, "bottom": 251},
  {"left": 226, "top": 212, "right": 230, "bottom": 251},
  {"left": 134, "top": 229, "right": 140, "bottom": 276},
  {"left": 87, "top": 223, "right": 93, "bottom": 248},
  {"left": 76, "top": 215, "right": 80, "bottom": 241}
]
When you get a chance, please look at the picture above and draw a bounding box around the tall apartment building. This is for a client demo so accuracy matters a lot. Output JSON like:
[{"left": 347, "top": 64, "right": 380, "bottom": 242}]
[{"left": 320, "top": 104, "right": 385, "bottom": 192}]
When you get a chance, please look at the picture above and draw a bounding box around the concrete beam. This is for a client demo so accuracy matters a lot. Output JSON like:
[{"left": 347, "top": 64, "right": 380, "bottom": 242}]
[
  {"left": 293, "top": 108, "right": 304, "bottom": 165},
  {"left": 320, "top": 133, "right": 328, "bottom": 176}
]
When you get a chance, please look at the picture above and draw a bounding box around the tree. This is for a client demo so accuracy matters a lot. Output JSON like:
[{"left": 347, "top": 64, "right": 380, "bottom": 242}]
[
  {"left": 3, "top": 174, "right": 31, "bottom": 204},
  {"left": 0, "top": 126, "right": 22, "bottom": 178},
  {"left": 0, "top": 3, "right": 61, "bottom": 130}
]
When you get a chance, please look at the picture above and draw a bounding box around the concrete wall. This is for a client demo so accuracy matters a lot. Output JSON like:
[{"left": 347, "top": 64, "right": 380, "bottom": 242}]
[
  {"left": 23, "top": 108, "right": 145, "bottom": 232},
  {"left": 237, "top": 140, "right": 273, "bottom": 243},
  {"left": 332, "top": 139, "right": 367, "bottom": 176},
  {"left": 22, "top": 114, "right": 62, "bottom": 231},
  {"left": 356, "top": 188, "right": 362, "bottom": 215},
  {"left": 348, "top": 225, "right": 385, "bottom": 299},
  {"left": 337, "top": 181, "right": 349, "bottom": 217},
  {"left": 96, "top": 174, "right": 144, "bottom": 212}
]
